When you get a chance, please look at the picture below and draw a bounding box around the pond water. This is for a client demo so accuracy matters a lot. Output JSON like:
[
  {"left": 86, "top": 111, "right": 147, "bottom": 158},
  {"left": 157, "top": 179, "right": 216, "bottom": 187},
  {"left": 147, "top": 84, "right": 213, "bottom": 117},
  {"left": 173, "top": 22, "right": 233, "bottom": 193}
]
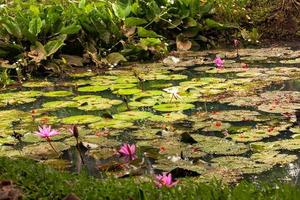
[{"left": 0, "top": 47, "right": 300, "bottom": 184}]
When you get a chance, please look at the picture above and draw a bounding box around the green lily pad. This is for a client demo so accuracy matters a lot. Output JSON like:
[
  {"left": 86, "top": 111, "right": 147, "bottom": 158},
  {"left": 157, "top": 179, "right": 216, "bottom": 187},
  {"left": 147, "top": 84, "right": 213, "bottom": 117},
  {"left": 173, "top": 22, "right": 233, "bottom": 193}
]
[
  {"left": 88, "top": 148, "right": 116, "bottom": 160},
  {"left": 0, "top": 136, "right": 16, "bottom": 146},
  {"left": 78, "top": 85, "right": 109, "bottom": 92},
  {"left": 131, "top": 128, "right": 162, "bottom": 140},
  {"left": 114, "top": 88, "right": 142, "bottom": 95},
  {"left": 109, "top": 83, "right": 137, "bottom": 90},
  {"left": 82, "top": 135, "right": 119, "bottom": 147},
  {"left": 251, "top": 139, "right": 300, "bottom": 152},
  {"left": 23, "top": 81, "right": 54, "bottom": 88},
  {"left": 229, "top": 122, "right": 290, "bottom": 143},
  {"left": 191, "top": 134, "right": 249, "bottom": 155},
  {"left": 153, "top": 103, "right": 195, "bottom": 112},
  {"left": 154, "top": 159, "right": 207, "bottom": 174},
  {"left": 211, "top": 156, "right": 272, "bottom": 174},
  {"left": 209, "top": 110, "right": 263, "bottom": 122},
  {"left": 89, "top": 119, "right": 134, "bottom": 129},
  {"left": 191, "top": 167, "right": 242, "bottom": 184},
  {"left": 44, "top": 91, "right": 73, "bottom": 97},
  {"left": 251, "top": 151, "right": 297, "bottom": 166},
  {"left": 150, "top": 112, "right": 188, "bottom": 122},
  {"left": 133, "top": 90, "right": 165, "bottom": 99},
  {"left": 0, "top": 146, "right": 22, "bottom": 157},
  {"left": 0, "top": 91, "right": 42, "bottom": 106},
  {"left": 62, "top": 115, "right": 102, "bottom": 124},
  {"left": 42, "top": 101, "right": 79, "bottom": 109},
  {"left": 35, "top": 116, "right": 60, "bottom": 125},
  {"left": 23, "top": 142, "right": 69, "bottom": 159},
  {"left": 113, "top": 111, "right": 153, "bottom": 121},
  {"left": 202, "top": 121, "right": 231, "bottom": 132}
]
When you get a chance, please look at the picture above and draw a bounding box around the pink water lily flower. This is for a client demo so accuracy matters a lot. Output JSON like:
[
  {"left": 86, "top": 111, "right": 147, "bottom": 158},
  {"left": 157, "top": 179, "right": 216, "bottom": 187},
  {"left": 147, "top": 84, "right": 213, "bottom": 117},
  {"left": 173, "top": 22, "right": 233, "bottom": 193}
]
[
  {"left": 118, "top": 143, "right": 137, "bottom": 161},
  {"left": 36, "top": 125, "right": 59, "bottom": 139},
  {"left": 36, "top": 125, "right": 60, "bottom": 155},
  {"left": 155, "top": 172, "right": 178, "bottom": 188},
  {"left": 214, "top": 56, "right": 224, "bottom": 68}
]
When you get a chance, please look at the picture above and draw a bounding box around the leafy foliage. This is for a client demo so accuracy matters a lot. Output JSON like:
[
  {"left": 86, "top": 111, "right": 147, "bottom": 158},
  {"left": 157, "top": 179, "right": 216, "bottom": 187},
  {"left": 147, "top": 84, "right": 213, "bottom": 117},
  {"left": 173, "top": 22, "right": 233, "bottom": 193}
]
[
  {"left": 0, "top": 0, "right": 232, "bottom": 82},
  {"left": 1, "top": 157, "right": 300, "bottom": 200}
]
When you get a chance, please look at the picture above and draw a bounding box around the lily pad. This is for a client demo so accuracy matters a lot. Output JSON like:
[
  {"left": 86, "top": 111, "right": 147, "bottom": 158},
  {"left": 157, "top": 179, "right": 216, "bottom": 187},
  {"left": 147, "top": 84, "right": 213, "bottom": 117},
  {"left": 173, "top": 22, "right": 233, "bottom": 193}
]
[
  {"left": 78, "top": 85, "right": 109, "bottom": 92},
  {"left": 89, "top": 119, "right": 134, "bottom": 129},
  {"left": 153, "top": 103, "right": 195, "bottom": 112},
  {"left": 209, "top": 110, "right": 263, "bottom": 122},
  {"left": 191, "top": 134, "right": 248, "bottom": 155},
  {"left": 150, "top": 112, "right": 188, "bottom": 122},
  {"left": 88, "top": 148, "right": 116, "bottom": 160},
  {"left": 23, "top": 81, "right": 54, "bottom": 88},
  {"left": 42, "top": 101, "right": 79, "bottom": 109},
  {"left": 62, "top": 115, "right": 102, "bottom": 124},
  {"left": 211, "top": 156, "right": 272, "bottom": 174},
  {"left": 82, "top": 135, "right": 119, "bottom": 147},
  {"left": 23, "top": 142, "right": 69, "bottom": 159},
  {"left": 43, "top": 91, "right": 73, "bottom": 97},
  {"left": 113, "top": 111, "right": 153, "bottom": 121},
  {"left": 114, "top": 88, "right": 142, "bottom": 95},
  {"left": 154, "top": 158, "right": 208, "bottom": 174},
  {"left": 251, "top": 151, "right": 297, "bottom": 166}
]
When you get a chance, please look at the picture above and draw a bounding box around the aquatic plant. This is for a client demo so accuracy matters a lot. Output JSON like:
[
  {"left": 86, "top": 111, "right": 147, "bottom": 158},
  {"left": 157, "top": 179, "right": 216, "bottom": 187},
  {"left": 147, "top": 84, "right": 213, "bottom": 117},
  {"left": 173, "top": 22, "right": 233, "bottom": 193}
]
[
  {"left": 155, "top": 172, "right": 178, "bottom": 188},
  {"left": 214, "top": 56, "right": 224, "bottom": 68},
  {"left": 36, "top": 125, "right": 60, "bottom": 155},
  {"left": 163, "top": 87, "right": 182, "bottom": 103},
  {"left": 118, "top": 143, "right": 137, "bottom": 161},
  {"left": 0, "top": 0, "right": 231, "bottom": 81},
  {"left": 69, "top": 125, "right": 84, "bottom": 164}
]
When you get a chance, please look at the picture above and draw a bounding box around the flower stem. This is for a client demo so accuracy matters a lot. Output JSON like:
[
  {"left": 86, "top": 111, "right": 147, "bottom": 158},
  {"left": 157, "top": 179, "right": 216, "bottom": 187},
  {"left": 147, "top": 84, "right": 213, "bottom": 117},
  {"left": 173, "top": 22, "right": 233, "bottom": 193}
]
[
  {"left": 46, "top": 138, "right": 60, "bottom": 157},
  {"left": 76, "top": 138, "right": 85, "bottom": 165},
  {"left": 169, "top": 94, "right": 174, "bottom": 103}
]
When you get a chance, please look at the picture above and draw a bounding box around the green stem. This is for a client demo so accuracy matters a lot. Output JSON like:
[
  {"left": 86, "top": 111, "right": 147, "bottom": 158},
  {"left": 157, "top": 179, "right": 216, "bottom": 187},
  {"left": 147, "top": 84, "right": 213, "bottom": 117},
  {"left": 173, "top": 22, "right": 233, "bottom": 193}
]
[
  {"left": 47, "top": 138, "right": 60, "bottom": 157},
  {"left": 76, "top": 138, "right": 85, "bottom": 165},
  {"left": 169, "top": 94, "right": 174, "bottom": 103}
]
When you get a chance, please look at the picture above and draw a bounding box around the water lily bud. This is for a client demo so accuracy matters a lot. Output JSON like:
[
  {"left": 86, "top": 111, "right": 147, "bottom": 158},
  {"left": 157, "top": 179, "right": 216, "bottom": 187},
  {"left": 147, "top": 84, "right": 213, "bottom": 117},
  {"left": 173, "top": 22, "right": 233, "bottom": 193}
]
[{"left": 72, "top": 125, "right": 79, "bottom": 139}]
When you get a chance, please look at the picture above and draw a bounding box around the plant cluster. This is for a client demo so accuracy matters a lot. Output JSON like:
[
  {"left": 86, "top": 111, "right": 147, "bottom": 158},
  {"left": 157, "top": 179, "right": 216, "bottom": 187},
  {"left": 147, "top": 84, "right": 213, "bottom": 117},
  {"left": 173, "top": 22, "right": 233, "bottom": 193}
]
[{"left": 0, "top": 0, "right": 233, "bottom": 81}]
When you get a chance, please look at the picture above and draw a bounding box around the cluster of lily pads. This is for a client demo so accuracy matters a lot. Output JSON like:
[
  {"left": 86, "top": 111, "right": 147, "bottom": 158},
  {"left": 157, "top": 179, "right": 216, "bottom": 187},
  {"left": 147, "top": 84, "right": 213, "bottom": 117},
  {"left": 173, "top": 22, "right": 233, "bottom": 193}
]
[{"left": 0, "top": 47, "right": 300, "bottom": 184}]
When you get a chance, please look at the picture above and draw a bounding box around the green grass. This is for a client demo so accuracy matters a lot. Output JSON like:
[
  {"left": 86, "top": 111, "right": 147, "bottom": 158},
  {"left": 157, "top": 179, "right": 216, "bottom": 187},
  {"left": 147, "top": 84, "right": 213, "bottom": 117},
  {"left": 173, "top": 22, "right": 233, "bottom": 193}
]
[{"left": 1, "top": 157, "right": 300, "bottom": 200}]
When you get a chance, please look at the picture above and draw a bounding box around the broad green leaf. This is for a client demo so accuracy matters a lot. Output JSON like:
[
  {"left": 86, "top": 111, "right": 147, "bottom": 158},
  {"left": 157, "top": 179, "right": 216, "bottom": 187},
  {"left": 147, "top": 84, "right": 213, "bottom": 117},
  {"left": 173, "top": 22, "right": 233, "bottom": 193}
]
[
  {"left": 60, "top": 24, "right": 81, "bottom": 35},
  {"left": 205, "top": 19, "right": 224, "bottom": 30},
  {"left": 124, "top": 17, "right": 147, "bottom": 27},
  {"left": 44, "top": 35, "right": 67, "bottom": 57},
  {"left": 137, "top": 27, "right": 161, "bottom": 38},
  {"left": 29, "top": 17, "right": 43, "bottom": 36},
  {"left": 106, "top": 52, "right": 127, "bottom": 65},
  {"left": 112, "top": 0, "right": 132, "bottom": 20},
  {"left": 0, "top": 17, "right": 22, "bottom": 38}
]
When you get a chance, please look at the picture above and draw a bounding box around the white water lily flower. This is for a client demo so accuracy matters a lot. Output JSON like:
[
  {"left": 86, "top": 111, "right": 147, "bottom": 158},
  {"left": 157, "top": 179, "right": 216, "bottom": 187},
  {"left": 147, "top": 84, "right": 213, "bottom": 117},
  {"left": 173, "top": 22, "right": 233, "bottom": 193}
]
[{"left": 163, "top": 87, "right": 182, "bottom": 102}]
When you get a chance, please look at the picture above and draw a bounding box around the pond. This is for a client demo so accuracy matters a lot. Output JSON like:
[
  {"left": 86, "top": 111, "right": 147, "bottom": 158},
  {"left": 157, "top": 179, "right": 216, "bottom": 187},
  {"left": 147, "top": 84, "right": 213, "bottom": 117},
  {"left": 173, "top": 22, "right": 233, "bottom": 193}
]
[{"left": 0, "top": 47, "right": 300, "bottom": 185}]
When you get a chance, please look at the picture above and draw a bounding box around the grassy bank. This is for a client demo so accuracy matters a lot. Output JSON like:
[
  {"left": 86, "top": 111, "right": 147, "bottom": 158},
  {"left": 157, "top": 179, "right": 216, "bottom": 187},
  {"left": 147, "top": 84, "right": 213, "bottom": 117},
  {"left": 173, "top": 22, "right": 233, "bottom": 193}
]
[{"left": 0, "top": 157, "right": 300, "bottom": 200}]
